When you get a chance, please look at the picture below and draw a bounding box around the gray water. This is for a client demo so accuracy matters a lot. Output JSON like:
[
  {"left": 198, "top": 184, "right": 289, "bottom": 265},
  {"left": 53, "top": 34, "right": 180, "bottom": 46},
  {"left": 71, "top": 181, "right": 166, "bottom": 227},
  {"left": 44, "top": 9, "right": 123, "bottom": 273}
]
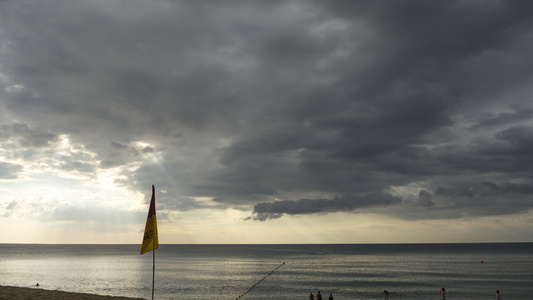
[{"left": 0, "top": 243, "right": 531, "bottom": 300}]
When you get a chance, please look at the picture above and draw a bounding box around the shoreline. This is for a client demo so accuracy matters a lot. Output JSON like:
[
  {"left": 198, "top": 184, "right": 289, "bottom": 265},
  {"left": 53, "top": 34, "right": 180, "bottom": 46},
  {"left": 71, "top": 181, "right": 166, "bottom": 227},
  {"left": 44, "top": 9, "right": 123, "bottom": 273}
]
[{"left": 0, "top": 285, "right": 146, "bottom": 300}]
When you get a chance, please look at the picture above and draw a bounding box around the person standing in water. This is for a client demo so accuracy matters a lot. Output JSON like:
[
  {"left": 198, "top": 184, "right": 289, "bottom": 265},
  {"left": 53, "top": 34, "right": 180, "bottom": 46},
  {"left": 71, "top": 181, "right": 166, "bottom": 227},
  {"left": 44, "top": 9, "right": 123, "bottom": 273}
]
[
  {"left": 440, "top": 288, "right": 446, "bottom": 300},
  {"left": 495, "top": 290, "right": 502, "bottom": 300},
  {"left": 316, "top": 291, "right": 322, "bottom": 300},
  {"left": 309, "top": 292, "right": 315, "bottom": 300}
]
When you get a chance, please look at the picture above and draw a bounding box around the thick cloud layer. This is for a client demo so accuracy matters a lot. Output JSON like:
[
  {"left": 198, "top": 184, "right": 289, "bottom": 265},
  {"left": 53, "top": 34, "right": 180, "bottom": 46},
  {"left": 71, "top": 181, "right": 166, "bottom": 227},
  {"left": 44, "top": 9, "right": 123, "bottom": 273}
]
[
  {"left": 1, "top": 0, "right": 533, "bottom": 224},
  {"left": 250, "top": 192, "right": 402, "bottom": 221}
]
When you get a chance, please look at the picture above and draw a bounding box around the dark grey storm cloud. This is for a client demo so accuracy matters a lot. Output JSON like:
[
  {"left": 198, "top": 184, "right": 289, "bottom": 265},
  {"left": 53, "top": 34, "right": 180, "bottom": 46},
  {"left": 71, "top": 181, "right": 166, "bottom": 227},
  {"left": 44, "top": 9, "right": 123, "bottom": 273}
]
[
  {"left": 250, "top": 192, "right": 401, "bottom": 221},
  {"left": 416, "top": 182, "right": 533, "bottom": 218},
  {"left": 1, "top": 0, "right": 533, "bottom": 220}
]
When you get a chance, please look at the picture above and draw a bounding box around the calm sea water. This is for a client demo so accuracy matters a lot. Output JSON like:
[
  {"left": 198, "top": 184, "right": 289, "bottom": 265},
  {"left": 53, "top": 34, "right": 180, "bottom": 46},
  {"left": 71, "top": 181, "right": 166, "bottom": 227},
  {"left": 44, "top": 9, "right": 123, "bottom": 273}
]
[{"left": 0, "top": 244, "right": 531, "bottom": 300}]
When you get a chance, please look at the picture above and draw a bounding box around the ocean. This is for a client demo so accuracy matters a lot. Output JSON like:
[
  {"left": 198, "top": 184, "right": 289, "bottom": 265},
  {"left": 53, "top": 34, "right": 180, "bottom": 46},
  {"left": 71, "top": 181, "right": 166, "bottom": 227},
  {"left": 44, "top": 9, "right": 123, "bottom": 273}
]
[{"left": 0, "top": 243, "right": 531, "bottom": 300}]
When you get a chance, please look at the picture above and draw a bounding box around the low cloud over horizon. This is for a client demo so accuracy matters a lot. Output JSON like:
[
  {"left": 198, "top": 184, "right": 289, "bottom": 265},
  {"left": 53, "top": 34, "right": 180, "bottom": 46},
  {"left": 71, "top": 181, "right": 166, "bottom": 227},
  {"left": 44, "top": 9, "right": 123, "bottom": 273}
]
[{"left": 1, "top": 0, "right": 532, "bottom": 243}]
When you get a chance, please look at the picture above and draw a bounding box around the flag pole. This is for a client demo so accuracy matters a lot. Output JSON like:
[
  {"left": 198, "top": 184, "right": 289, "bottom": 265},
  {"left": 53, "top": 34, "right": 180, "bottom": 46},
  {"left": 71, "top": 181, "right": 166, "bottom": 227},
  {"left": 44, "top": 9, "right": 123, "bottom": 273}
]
[
  {"left": 141, "top": 185, "right": 158, "bottom": 300},
  {"left": 152, "top": 239, "right": 155, "bottom": 300}
]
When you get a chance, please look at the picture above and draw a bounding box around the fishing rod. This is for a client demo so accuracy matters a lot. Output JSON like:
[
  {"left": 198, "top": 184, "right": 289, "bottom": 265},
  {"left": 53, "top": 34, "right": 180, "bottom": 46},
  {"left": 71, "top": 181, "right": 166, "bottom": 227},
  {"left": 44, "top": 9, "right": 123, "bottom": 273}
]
[{"left": 236, "top": 262, "right": 285, "bottom": 300}]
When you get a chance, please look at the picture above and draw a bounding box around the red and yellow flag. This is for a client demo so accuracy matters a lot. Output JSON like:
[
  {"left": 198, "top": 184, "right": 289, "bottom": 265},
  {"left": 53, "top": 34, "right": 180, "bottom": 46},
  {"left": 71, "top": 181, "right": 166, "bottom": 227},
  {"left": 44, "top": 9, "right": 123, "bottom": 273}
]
[{"left": 140, "top": 185, "right": 159, "bottom": 255}]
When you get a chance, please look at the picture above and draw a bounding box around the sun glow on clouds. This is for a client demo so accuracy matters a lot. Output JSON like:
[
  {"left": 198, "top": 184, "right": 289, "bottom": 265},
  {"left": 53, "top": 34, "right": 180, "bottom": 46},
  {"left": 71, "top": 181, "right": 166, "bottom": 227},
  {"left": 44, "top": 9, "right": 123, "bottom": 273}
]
[{"left": 0, "top": 132, "right": 158, "bottom": 243}]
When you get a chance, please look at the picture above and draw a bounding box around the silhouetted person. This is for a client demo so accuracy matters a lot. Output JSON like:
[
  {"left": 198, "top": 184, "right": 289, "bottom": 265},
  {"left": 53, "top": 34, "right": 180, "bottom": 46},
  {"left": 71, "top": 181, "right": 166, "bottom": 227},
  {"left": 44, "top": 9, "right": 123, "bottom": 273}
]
[
  {"left": 496, "top": 290, "right": 502, "bottom": 300},
  {"left": 440, "top": 288, "right": 446, "bottom": 300}
]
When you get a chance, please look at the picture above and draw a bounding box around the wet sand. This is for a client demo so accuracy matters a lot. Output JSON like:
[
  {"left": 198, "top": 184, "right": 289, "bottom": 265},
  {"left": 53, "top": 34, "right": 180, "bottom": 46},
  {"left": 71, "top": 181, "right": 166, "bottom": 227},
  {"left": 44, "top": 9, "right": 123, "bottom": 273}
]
[{"left": 0, "top": 285, "right": 146, "bottom": 300}]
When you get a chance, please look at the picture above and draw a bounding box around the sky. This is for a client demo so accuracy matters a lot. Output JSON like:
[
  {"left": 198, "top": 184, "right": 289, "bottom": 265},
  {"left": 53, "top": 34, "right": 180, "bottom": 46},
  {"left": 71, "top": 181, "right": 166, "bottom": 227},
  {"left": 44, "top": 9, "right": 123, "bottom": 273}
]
[{"left": 1, "top": 0, "right": 533, "bottom": 244}]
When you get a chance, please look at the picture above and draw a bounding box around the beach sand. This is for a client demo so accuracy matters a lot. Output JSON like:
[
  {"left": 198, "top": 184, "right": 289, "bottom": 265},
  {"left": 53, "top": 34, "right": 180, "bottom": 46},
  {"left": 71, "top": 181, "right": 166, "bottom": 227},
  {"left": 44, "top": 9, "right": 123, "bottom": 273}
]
[{"left": 0, "top": 285, "right": 146, "bottom": 300}]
